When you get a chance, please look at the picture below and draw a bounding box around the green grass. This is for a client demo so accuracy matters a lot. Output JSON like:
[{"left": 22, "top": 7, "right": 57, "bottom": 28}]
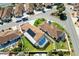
[
  {"left": 52, "top": 22, "right": 75, "bottom": 55},
  {"left": 52, "top": 22, "right": 65, "bottom": 31},
  {"left": 34, "top": 18, "right": 45, "bottom": 27},
  {"left": 20, "top": 36, "right": 55, "bottom": 52},
  {"left": 55, "top": 41, "right": 68, "bottom": 49},
  {"left": 52, "top": 22, "right": 69, "bottom": 49},
  {"left": 17, "top": 21, "right": 73, "bottom": 55}
]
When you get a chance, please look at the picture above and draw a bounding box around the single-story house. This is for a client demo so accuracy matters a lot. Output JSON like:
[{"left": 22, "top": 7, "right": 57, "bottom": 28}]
[
  {"left": 0, "top": 8, "right": 4, "bottom": 19},
  {"left": 0, "top": 30, "right": 21, "bottom": 49},
  {"left": 1, "top": 7, "right": 13, "bottom": 21},
  {"left": 14, "top": 4, "right": 24, "bottom": 18},
  {"left": 34, "top": 3, "right": 44, "bottom": 11},
  {"left": 39, "top": 21, "right": 65, "bottom": 42},
  {"left": 20, "top": 23, "right": 48, "bottom": 48},
  {"left": 24, "top": 3, "right": 34, "bottom": 14}
]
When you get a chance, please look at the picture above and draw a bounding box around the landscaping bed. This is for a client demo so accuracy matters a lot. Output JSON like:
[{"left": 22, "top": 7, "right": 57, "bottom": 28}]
[{"left": 55, "top": 41, "right": 68, "bottom": 49}]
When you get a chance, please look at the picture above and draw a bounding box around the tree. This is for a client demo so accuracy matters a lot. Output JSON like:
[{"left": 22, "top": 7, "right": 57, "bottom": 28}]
[
  {"left": 56, "top": 3, "right": 65, "bottom": 13},
  {"left": 47, "top": 50, "right": 52, "bottom": 56},
  {"left": 12, "top": 47, "right": 22, "bottom": 52},
  {"left": 59, "top": 13, "right": 67, "bottom": 20},
  {"left": 12, "top": 3, "right": 15, "bottom": 6},
  {"left": 18, "top": 42, "right": 22, "bottom": 48},
  {"left": 59, "top": 7, "right": 65, "bottom": 13},
  {"left": 54, "top": 3, "right": 63, "bottom": 6},
  {"left": 58, "top": 51, "right": 64, "bottom": 56}
]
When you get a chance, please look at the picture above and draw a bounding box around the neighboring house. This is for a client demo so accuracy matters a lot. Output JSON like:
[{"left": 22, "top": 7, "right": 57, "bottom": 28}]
[
  {"left": 0, "top": 8, "right": 4, "bottom": 19},
  {"left": 43, "top": 3, "right": 53, "bottom": 8},
  {"left": 1, "top": 7, "right": 13, "bottom": 21},
  {"left": 0, "top": 3, "right": 13, "bottom": 8},
  {"left": 39, "top": 21, "right": 65, "bottom": 42},
  {"left": 34, "top": 3, "right": 44, "bottom": 11},
  {"left": 0, "top": 30, "right": 21, "bottom": 49},
  {"left": 75, "top": 19, "right": 79, "bottom": 27},
  {"left": 72, "top": 3, "right": 79, "bottom": 17},
  {"left": 14, "top": 4, "right": 24, "bottom": 18},
  {"left": 20, "top": 23, "right": 48, "bottom": 48},
  {"left": 24, "top": 3, "right": 34, "bottom": 14},
  {"left": 0, "top": 52, "right": 9, "bottom": 56}
]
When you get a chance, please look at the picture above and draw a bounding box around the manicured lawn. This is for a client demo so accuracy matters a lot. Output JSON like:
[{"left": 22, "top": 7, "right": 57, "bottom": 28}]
[
  {"left": 20, "top": 36, "right": 55, "bottom": 52},
  {"left": 52, "top": 22, "right": 65, "bottom": 31}
]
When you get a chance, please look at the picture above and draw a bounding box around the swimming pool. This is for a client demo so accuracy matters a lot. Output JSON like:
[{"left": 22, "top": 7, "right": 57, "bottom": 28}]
[{"left": 38, "top": 37, "right": 46, "bottom": 46}]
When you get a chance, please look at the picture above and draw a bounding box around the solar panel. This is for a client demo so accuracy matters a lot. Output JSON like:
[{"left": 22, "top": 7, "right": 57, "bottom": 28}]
[{"left": 27, "top": 29, "right": 36, "bottom": 37}]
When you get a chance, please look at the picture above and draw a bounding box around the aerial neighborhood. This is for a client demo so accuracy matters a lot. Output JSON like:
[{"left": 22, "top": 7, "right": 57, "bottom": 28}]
[{"left": 0, "top": 3, "right": 79, "bottom": 56}]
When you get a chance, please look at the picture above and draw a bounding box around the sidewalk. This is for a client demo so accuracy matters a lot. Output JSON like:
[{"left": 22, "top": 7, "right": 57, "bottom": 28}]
[{"left": 65, "top": 33, "right": 72, "bottom": 56}]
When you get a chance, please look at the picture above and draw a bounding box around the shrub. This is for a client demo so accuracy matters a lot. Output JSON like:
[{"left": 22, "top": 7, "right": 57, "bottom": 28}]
[
  {"left": 34, "top": 18, "right": 45, "bottom": 27},
  {"left": 58, "top": 51, "right": 64, "bottom": 56},
  {"left": 56, "top": 3, "right": 65, "bottom": 13}
]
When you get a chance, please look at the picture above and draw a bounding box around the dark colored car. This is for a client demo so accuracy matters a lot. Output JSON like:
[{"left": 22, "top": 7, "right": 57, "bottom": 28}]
[
  {"left": 22, "top": 18, "right": 28, "bottom": 21},
  {"left": 46, "top": 5, "right": 52, "bottom": 9},
  {"left": 42, "top": 10, "right": 46, "bottom": 13},
  {"left": 0, "top": 21, "right": 3, "bottom": 25},
  {"left": 16, "top": 20, "right": 22, "bottom": 23}
]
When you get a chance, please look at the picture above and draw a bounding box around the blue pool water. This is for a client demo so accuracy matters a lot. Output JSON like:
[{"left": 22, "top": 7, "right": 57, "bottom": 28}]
[{"left": 38, "top": 37, "right": 46, "bottom": 46}]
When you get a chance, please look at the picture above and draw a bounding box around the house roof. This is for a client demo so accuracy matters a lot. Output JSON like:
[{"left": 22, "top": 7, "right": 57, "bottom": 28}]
[
  {"left": 0, "top": 30, "right": 21, "bottom": 44},
  {"left": 35, "top": 3, "right": 43, "bottom": 8},
  {"left": 21, "top": 23, "right": 44, "bottom": 41},
  {"left": 25, "top": 4, "right": 34, "bottom": 12},
  {"left": 0, "top": 8, "right": 4, "bottom": 18},
  {"left": 40, "top": 22, "right": 63, "bottom": 39},
  {"left": 44, "top": 3, "right": 52, "bottom": 7},
  {"left": 14, "top": 4, "right": 24, "bottom": 16},
  {"left": 0, "top": 3, "right": 12, "bottom": 8},
  {"left": 2, "top": 7, "right": 13, "bottom": 18}
]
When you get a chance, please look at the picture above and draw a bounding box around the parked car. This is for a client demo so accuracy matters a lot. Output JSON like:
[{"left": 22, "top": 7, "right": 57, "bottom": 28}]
[
  {"left": 2, "top": 19, "right": 12, "bottom": 23},
  {"left": 22, "top": 18, "right": 28, "bottom": 21},
  {"left": 46, "top": 5, "right": 52, "bottom": 9},
  {"left": 16, "top": 20, "right": 22, "bottom": 23},
  {"left": 42, "top": 10, "right": 46, "bottom": 13},
  {"left": 0, "top": 21, "right": 3, "bottom": 25}
]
